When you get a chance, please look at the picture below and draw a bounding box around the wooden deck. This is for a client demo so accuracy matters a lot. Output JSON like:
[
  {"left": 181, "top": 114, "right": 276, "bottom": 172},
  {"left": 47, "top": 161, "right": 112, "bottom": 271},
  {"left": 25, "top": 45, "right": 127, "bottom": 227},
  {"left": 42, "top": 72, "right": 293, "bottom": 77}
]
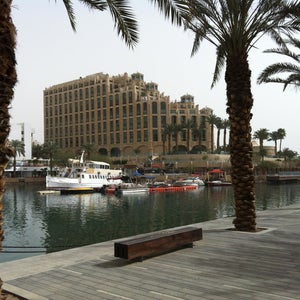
[{"left": 1, "top": 203, "right": 300, "bottom": 300}]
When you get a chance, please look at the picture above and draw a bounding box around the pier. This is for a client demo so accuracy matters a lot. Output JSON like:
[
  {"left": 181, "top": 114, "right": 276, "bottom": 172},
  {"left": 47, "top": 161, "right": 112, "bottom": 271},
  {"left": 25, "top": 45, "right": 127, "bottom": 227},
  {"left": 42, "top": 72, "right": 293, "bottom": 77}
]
[
  {"left": 1, "top": 203, "right": 300, "bottom": 300},
  {"left": 266, "top": 171, "right": 300, "bottom": 183}
]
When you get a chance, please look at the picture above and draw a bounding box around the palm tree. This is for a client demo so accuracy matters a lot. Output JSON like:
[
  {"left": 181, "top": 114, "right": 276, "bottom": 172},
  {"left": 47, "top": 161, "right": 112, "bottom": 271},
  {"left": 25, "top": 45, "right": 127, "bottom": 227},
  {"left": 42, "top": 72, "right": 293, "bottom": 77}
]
[
  {"left": 253, "top": 128, "right": 270, "bottom": 154},
  {"left": 192, "top": 123, "right": 205, "bottom": 153},
  {"left": 9, "top": 140, "right": 25, "bottom": 177},
  {"left": 207, "top": 113, "right": 218, "bottom": 153},
  {"left": 257, "top": 35, "right": 300, "bottom": 90},
  {"left": 43, "top": 141, "right": 59, "bottom": 176},
  {"left": 268, "top": 131, "right": 280, "bottom": 156},
  {"left": 181, "top": 0, "right": 299, "bottom": 231},
  {"left": 277, "top": 128, "right": 287, "bottom": 153},
  {"left": 214, "top": 117, "right": 223, "bottom": 152},
  {"left": 182, "top": 119, "right": 195, "bottom": 153},
  {"left": 172, "top": 124, "right": 182, "bottom": 154},
  {"left": 222, "top": 119, "right": 230, "bottom": 152}
]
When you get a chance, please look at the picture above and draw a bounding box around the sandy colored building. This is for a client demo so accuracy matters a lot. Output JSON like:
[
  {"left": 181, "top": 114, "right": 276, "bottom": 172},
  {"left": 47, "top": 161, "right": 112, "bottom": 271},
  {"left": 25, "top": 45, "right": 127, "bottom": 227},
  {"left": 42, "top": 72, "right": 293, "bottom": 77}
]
[{"left": 43, "top": 72, "right": 213, "bottom": 157}]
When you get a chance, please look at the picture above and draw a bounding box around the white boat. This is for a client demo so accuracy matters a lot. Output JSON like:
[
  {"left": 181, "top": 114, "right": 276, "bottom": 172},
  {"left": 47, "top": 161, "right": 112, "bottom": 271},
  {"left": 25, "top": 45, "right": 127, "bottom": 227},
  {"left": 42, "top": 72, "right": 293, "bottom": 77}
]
[
  {"left": 46, "top": 152, "right": 123, "bottom": 192},
  {"left": 115, "top": 183, "right": 149, "bottom": 196},
  {"left": 173, "top": 177, "right": 205, "bottom": 187}
]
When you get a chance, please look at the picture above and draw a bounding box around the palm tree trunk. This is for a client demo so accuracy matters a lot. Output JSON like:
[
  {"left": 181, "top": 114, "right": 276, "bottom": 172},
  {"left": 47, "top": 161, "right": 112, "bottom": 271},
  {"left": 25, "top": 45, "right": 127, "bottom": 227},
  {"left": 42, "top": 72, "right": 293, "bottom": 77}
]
[
  {"left": 0, "top": 1, "right": 17, "bottom": 295},
  {"left": 225, "top": 52, "right": 257, "bottom": 232}
]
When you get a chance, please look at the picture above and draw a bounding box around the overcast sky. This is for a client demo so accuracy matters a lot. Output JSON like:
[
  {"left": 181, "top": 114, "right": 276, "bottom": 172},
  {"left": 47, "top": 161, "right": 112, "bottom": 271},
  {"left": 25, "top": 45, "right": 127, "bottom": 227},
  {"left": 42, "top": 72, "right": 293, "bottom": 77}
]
[{"left": 11, "top": 1, "right": 300, "bottom": 153}]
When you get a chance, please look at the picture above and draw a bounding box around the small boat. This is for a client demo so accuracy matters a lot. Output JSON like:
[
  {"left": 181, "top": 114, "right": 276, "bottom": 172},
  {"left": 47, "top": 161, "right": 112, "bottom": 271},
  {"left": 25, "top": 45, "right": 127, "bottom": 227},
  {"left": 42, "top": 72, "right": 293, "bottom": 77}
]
[
  {"left": 174, "top": 177, "right": 205, "bottom": 187},
  {"left": 149, "top": 185, "right": 197, "bottom": 193},
  {"left": 46, "top": 151, "right": 123, "bottom": 192},
  {"left": 115, "top": 183, "right": 149, "bottom": 196},
  {"left": 205, "top": 169, "right": 232, "bottom": 187}
]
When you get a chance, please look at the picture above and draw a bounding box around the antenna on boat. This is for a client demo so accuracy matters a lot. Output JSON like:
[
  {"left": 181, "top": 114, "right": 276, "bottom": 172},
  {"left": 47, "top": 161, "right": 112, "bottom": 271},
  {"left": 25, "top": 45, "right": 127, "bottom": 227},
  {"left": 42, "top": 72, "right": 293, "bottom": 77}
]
[{"left": 80, "top": 151, "right": 85, "bottom": 164}]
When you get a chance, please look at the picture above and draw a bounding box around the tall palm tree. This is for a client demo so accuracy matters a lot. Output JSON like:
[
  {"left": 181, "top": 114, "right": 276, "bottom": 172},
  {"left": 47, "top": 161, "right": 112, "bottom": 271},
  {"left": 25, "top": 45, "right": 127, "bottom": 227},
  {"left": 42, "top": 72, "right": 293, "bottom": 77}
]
[
  {"left": 253, "top": 128, "right": 270, "bottom": 153},
  {"left": 181, "top": 0, "right": 299, "bottom": 231},
  {"left": 9, "top": 139, "right": 25, "bottom": 177},
  {"left": 182, "top": 119, "right": 195, "bottom": 153},
  {"left": 172, "top": 124, "right": 182, "bottom": 154},
  {"left": 268, "top": 131, "right": 280, "bottom": 156},
  {"left": 222, "top": 119, "right": 230, "bottom": 152},
  {"left": 192, "top": 123, "right": 205, "bottom": 152},
  {"left": 214, "top": 117, "right": 223, "bottom": 152},
  {"left": 207, "top": 113, "right": 218, "bottom": 153},
  {"left": 257, "top": 35, "right": 300, "bottom": 90},
  {"left": 277, "top": 128, "right": 287, "bottom": 153}
]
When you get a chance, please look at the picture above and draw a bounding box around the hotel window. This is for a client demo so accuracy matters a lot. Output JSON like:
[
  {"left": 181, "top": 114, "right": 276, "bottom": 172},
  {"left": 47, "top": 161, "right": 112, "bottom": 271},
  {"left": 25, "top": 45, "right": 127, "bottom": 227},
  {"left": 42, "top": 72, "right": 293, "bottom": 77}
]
[
  {"left": 109, "top": 95, "right": 113, "bottom": 106},
  {"left": 129, "top": 91, "right": 133, "bottom": 103},
  {"left": 115, "top": 94, "right": 119, "bottom": 105},
  {"left": 90, "top": 87, "right": 94, "bottom": 97},
  {"left": 137, "top": 103, "right": 141, "bottom": 115},
  {"left": 129, "top": 131, "right": 133, "bottom": 143},
  {"left": 97, "top": 85, "right": 101, "bottom": 96},
  {"left": 79, "top": 89, "right": 83, "bottom": 100},
  {"left": 97, "top": 98, "right": 101, "bottom": 109},
  {"left": 161, "top": 102, "right": 166, "bottom": 114},
  {"left": 137, "top": 131, "right": 141, "bottom": 142},
  {"left": 102, "top": 97, "right": 106, "bottom": 108},
  {"left": 153, "top": 130, "right": 158, "bottom": 141},
  {"left": 110, "top": 120, "right": 114, "bottom": 131},
  {"left": 110, "top": 133, "right": 114, "bottom": 144},
  {"left": 152, "top": 116, "right": 158, "bottom": 128},
  {"left": 123, "top": 119, "right": 127, "bottom": 130},
  {"left": 123, "top": 133, "right": 127, "bottom": 143},
  {"left": 144, "top": 130, "right": 148, "bottom": 142},
  {"left": 143, "top": 102, "right": 147, "bottom": 114},
  {"left": 85, "top": 88, "right": 89, "bottom": 98},
  {"left": 152, "top": 102, "right": 157, "bottom": 114},
  {"left": 137, "top": 117, "right": 141, "bottom": 129},
  {"left": 143, "top": 116, "right": 148, "bottom": 128},
  {"left": 129, "top": 105, "right": 133, "bottom": 116},
  {"left": 123, "top": 107, "right": 127, "bottom": 117},
  {"left": 85, "top": 99, "right": 89, "bottom": 110},
  {"left": 129, "top": 118, "right": 133, "bottom": 130},
  {"left": 122, "top": 92, "right": 126, "bottom": 104},
  {"left": 110, "top": 108, "right": 113, "bottom": 118},
  {"left": 116, "top": 133, "right": 120, "bottom": 143}
]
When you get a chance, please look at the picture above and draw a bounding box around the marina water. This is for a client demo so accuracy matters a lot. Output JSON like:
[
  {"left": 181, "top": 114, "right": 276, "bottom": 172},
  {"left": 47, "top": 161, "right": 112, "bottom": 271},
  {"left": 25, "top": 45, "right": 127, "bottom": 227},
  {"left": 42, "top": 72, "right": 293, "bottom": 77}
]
[{"left": 1, "top": 183, "right": 300, "bottom": 263}]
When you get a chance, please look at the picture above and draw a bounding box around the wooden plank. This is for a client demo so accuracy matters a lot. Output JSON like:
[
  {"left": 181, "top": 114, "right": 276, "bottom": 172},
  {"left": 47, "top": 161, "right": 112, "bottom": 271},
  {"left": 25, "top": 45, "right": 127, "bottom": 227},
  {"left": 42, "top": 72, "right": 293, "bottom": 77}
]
[{"left": 114, "top": 226, "right": 202, "bottom": 260}]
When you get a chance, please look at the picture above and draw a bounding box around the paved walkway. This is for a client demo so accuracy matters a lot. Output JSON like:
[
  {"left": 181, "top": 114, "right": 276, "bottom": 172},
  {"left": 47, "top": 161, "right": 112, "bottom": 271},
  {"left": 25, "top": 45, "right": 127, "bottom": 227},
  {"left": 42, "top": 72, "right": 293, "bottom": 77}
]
[{"left": 1, "top": 203, "right": 300, "bottom": 300}]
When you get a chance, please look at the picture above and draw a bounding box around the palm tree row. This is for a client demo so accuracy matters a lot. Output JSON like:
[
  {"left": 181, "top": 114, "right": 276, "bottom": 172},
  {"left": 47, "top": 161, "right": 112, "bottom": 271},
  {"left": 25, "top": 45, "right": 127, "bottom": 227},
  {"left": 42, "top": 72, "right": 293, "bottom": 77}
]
[{"left": 253, "top": 128, "right": 287, "bottom": 157}]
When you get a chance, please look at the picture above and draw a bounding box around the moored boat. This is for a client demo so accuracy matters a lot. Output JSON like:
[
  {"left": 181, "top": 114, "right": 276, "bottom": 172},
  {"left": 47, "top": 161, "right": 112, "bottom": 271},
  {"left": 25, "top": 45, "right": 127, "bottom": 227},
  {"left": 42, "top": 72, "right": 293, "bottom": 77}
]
[{"left": 46, "top": 152, "right": 123, "bottom": 192}]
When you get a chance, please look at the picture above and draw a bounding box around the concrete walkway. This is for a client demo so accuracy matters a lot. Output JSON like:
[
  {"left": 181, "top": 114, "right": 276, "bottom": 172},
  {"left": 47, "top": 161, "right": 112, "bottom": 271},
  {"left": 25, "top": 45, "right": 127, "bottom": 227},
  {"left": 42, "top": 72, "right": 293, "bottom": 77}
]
[{"left": 1, "top": 203, "right": 300, "bottom": 300}]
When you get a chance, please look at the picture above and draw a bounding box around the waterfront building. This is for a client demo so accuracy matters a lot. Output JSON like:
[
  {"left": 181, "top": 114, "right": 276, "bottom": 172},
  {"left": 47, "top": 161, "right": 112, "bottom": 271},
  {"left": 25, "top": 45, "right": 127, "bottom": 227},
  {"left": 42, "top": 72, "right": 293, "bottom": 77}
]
[{"left": 43, "top": 72, "right": 213, "bottom": 157}]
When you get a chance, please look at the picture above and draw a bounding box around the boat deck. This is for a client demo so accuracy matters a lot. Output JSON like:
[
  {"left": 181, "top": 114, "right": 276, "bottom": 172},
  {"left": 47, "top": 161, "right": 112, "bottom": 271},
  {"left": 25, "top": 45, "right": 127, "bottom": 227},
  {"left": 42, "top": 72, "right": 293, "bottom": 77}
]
[{"left": 1, "top": 203, "right": 300, "bottom": 300}]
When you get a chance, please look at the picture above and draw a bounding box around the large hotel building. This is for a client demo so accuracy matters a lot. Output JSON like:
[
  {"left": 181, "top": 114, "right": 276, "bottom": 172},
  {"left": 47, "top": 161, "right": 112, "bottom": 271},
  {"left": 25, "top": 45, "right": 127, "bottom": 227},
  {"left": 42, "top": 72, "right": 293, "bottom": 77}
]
[{"left": 43, "top": 72, "right": 213, "bottom": 157}]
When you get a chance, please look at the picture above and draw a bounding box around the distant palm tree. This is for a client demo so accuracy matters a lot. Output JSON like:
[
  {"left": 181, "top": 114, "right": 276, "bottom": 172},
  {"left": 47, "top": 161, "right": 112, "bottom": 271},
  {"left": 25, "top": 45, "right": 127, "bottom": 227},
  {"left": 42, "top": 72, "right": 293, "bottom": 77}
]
[
  {"left": 253, "top": 129, "right": 270, "bottom": 154},
  {"left": 268, "top": 131, "right": 280, "bottom": 156},
  {"left": 43, "top": 141, "right": 59, "bottom": 176},
  {"left": 82, "top": 143, "right": 95, "bottom": 160},
  {"left": 182, "top": 119, "right": 195, "bottom": 153},
  {"left": 277, "top": 128, "right": 287, "bottom": 153},
  {"left": 214, "top": 117, "right": 223, "bottom": 152},
  {"left": 222, "top": 119, "right": 230, "bottom": 152},
  {"left": 9, "top": 140, "right": 25, "bottom": 177},
  {"left": 192, "top": 123, "right": 205, "bottom": 153},
  {"left": 172, "top": 124, "right": 182, "bottom": 154},
  {"left": 207, "top": 113, "right": 218, "bottom": 153},
  {"left": 257, "top": 35, "right": 300, "bottom": 90}
]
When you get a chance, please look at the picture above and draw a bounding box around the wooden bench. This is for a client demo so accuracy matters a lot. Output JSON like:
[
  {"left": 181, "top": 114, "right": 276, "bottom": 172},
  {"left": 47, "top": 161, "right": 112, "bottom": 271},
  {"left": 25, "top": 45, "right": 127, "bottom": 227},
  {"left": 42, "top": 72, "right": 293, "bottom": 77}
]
[{"left": 114, "top": 226, "right": 202, "bottom": 260}]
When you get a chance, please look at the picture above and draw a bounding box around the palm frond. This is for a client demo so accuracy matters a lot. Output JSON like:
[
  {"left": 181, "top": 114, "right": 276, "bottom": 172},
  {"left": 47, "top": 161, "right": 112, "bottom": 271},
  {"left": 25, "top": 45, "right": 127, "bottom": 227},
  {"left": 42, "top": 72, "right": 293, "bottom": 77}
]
[
  {"left": 106, "top": 0, "right": 139, "bottom": 48},
  {"left": 62, "top": 0, "right": 77, "bottom": 31}
]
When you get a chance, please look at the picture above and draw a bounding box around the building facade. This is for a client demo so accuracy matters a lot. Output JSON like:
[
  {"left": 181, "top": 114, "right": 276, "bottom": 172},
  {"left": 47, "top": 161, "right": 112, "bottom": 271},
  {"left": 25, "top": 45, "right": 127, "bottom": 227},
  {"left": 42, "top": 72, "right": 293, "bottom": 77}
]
[{"left": 43, "top": 72, "right": 213, "bottom": 157}]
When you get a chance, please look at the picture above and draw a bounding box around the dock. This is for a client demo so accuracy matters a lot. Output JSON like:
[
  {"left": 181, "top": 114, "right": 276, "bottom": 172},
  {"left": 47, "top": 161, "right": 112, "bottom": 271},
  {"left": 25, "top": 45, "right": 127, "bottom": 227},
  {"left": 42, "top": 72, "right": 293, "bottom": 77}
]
[
  {"left": 266, "top": 172, "right": 300, "bottom": 183},
  {"left": 1, "top": 203, "right": 300, "bottom": 300}
]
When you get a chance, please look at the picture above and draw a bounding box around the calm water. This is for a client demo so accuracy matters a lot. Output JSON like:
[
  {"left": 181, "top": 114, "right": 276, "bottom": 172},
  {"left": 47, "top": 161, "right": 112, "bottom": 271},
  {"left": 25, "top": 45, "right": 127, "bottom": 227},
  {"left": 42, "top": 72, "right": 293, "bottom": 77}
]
[{"left": 1, "top": 183, "right": 300, "bottom": 263}]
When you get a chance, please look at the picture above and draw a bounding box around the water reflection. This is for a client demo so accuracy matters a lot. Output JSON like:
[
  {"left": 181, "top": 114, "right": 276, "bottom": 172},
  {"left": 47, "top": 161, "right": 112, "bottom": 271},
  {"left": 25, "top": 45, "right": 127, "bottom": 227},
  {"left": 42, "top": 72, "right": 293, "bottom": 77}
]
[{"left": 1, "top": 183, "right": 300, "bottom": 263}]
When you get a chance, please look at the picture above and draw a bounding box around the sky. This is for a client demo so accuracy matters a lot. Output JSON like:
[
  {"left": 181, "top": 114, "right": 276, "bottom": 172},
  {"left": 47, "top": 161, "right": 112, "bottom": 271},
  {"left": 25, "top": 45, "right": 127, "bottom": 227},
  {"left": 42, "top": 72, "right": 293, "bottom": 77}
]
[{"left": 10, "top": 1, "right": 300, "bottom": 153}]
